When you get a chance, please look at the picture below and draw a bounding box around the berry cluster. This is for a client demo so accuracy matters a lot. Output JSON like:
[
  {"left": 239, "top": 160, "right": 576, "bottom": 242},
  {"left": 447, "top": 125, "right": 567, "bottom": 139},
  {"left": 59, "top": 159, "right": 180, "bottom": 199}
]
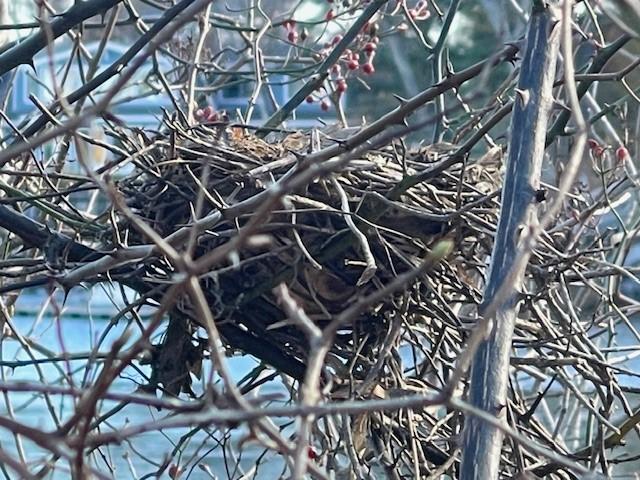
[
  {"left": 587, "top": 138, "right": 630, "bottom": 166},
  {"left": 195, "top": 106, "right": 228, "bottom": 123},
  {"left": 306, "top": 26, "right": 381, "bottom": 110},
  {"left": 283, "top": 1, "right": 432, "bottom": 111}
]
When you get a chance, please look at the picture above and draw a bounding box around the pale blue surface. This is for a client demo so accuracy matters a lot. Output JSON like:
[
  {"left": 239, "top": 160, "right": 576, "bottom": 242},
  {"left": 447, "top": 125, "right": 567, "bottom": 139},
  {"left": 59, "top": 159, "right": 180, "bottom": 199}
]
[
  {"left": 3, "top": 287, "right": 290, "bottom": 479},
  {"left": 5, "top": 286, "right": 640, "bottom": 478}
]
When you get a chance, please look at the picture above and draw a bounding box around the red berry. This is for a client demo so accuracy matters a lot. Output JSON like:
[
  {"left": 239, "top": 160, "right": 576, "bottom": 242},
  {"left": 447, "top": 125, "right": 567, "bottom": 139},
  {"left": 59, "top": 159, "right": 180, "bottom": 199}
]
[
  {"left": 616, "top": 145, "right": 629, "bottom": 162},
  {"left": 336, "top": 79, "right": 347, "bottom": 93},
  {"left": 347, "top": 59, "right": 359, "bottom": 70},
  {"left": 587, "top": 138, "right": 605, "bottom": 157},
  {"left": 202, "top": 106, "right": 214, "bottom": 117},
  {"left": 363, "top": 42, "right": 376, "bottom": 53},
  {"left": 332, "top": 35, "right": 343, "bottom": 46},
  {"left": 169, "top": 464, "right": 182, "bottom": 479},
  {"left": 306, "top": 95, "right": 314, "bottom": 103},
  {"left": 326, "top": 9, "right": 335, "bottom": 20},
  {"left": 288, "top": 30, "right": 298, "bottom": 43},
  {"left": 307, "top": 446, "right": 318, "bottom": 459},
  {"left": 320, "top": 99, "right": 330, "bottom": 111},
  {"left": 362, "top": 62, "right": 375, "bottom": 74}
]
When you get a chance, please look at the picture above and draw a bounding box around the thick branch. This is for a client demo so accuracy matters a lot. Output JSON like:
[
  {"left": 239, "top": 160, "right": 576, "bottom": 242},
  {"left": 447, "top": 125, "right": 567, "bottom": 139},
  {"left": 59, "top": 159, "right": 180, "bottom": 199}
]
[
  {"left": 0, "top": 0, "right": 123, "bottom": 77},
  {"left": 459, "top": 4, "right": 559, "bottom": 479},
  {"left": 0, "top": 205, "right": 99, "bottom": 262}
]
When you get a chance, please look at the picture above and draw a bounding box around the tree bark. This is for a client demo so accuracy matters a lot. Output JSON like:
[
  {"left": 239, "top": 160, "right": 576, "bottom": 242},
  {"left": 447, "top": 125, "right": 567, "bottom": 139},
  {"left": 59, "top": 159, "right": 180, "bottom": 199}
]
[{"left": 459, "top": 3, "right": 559, "bottom": 478}]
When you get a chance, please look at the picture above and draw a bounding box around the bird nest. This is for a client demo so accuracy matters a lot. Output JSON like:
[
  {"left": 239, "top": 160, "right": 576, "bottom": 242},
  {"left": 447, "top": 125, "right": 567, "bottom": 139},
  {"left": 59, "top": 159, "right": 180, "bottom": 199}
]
[
  {"left": 4, "top": 113, "right": 625, "bottom": 475},
  {"left": 114, "top": 118, "right": 502, "bottom": 398}
]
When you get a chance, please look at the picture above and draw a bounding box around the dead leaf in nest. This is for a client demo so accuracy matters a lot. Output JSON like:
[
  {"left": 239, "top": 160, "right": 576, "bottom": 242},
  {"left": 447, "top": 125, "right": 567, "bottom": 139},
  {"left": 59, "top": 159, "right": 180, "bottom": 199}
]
[
  {"left": 228, "top": 129, "right": 281, "bottom": 158},
  {"left": 228, "top": 126, "right": 246, "bottom": 143},
  {"left": 281, "top": 131, "right": 309, "bottom": 152},
  {"left": 352, "top": 414, "right": 370, "bottom": 455},
  {"left": 304, "top": 265, "right": 355, "bottom": 304},
  {"left": 476, "top": 145, "right": 503, "bottom": 167}
]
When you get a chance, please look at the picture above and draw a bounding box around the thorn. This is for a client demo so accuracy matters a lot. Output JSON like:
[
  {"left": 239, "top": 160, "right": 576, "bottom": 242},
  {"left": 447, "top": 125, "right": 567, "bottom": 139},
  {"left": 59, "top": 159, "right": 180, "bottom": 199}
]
[
  {"left": 515, "top": 88, "right": 530, "bottom": 107},
  {"left": 504, "top": 37, "right": 525, "bottom": 50},
  {"left": 445, "top": 60, "right": 454, "bottom": 77},
  {"left": 61, "top": 285, "right": 71, "bottom": 306},
  {"left": 394, "top": 116, "right": 409, "bottom": 127},
  {"left": 551, "top": 99, "right": 571, "bottom": 112},
  {"left": 392, "top": 93, "right": 407, "bottom": 104},
  {"left": 444, "top": 50, "right": 454, "bottom": 77}
]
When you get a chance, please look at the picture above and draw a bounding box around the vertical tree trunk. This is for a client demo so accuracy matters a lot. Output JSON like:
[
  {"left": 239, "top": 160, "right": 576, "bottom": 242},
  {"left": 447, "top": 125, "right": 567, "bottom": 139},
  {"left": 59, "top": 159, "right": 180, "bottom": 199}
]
[{"left": 459, "top": 3, "right": 559, "bottom": 478}]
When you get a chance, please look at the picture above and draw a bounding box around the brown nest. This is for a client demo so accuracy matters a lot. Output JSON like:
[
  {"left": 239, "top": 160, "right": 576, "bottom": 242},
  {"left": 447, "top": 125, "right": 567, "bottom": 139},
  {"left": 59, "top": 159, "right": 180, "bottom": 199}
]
[
  {"left": 114, "top": 118, "right": 501, "bottom": 397},
  {"left": 2, "top": 114, "right": 627, "bottom": 476}
]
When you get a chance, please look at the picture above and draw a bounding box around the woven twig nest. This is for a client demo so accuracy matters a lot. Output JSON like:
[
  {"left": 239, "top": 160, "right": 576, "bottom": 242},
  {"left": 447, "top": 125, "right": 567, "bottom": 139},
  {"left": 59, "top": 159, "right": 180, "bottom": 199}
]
[{"left": 115, "top": 118, "right": 501, "bottom": 396}]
